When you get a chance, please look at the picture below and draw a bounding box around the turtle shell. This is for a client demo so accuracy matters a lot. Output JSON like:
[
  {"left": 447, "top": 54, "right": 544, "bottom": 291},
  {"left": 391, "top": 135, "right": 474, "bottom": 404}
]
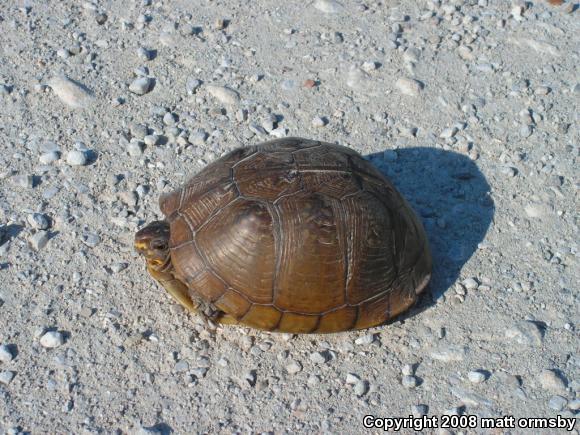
[{"left": 160, "top": 138, "right": 431, "bottom": 333}]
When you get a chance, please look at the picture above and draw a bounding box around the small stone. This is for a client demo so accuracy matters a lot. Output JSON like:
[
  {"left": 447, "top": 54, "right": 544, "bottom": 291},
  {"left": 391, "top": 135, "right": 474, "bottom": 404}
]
[
  {"left": 402, "top": 364, "right": 414, "bottom": 376},
  {"left": 505, "top": 321, "right": 544, "bottom": 346},
  {"left": 440, "top": 127, "right": 458, "bottom": 139},
  {"left": 303, "top": 79, "right": 317, "bottom": 88},
  {"left": 286, "top": 360, "right": 302, "bottom": 374},
  {"left": 346, "top": 373, "right": 360, "bottom": 384},
  {"left": 129, "top": 77, "right": 154, "bottom": 95},
  {"left": 174, "top": 361, "right": 189, "bottom": 372},
  {"left": 467, "top": 370, "right": 487, "bottom": 383},
  {"left": 396, "top": 77, "right": 423, "bottom": 96},
  {"left": 0, "top": 371, "right": 15, "bottom": 385},
  {"left": 206, "top": 85, "right": 240, "bottom": 106},
  {"left": 313, "top": 0, "right": 344, "bottom": 13},
  {"left": 66, "top": 150, "right": 87, "bottom": 166},
  {"left": 136, "top": 47, "right": 153, "bottom": 61},
  {"left": 95, "top": 12, "right": 108, "bottom": 24},
  {"left": 355, "top": 334, "right": 375, "bottom": 345},
  {"left": 40, "top": 331, "right": 64, "bottom": 348},
  {"left": 538, "top": 369, "right": 567, "bottom": 393},
  {"left": 214, "top": 18, "right": 227, "bottom": 30},
  {"left": 163, "top": 112, "right": 177, "bottom": 126},
  {"left": 353, "top": 380, "right": 368, "bottom": 396},
  {"left": 548, "top": 395, "right": 567, "bottom": 411},
  {"left": 27, "top": 213, "right": 50, "bottom": 230},
  {"left": 186, "top": 78, "right": 202, "bottom": 94},
  {"left": 80, "top": 232, "right": 100, "bottom": 248},
  {"left": 520, "top": 124, "right": 533, "bottom": 138},
  {"left": 311, "top": 117, "right": 327, "bottom": 128},
  {"left": 0, "top": 345, "right": 14, "bottom": 363},
  {"left": 361, "top": 61, "right": 378, "bottom": 72},
  {"left": 29, "top": 231, "right": 50, "bottom": 250},
  {"left": 310, "top": 351, "right": 327, "bottom": 364},
  {"left": 39, "top": 151, "right": 61, "bottom": 164},
  {"left": 47, "top": 76, "right": 94, "bottom": 109},
  {"left": 143, "top": 135, "right": 160, "bottom": 146},
  {"left": 568, "top": 399, "right": 580, "bottom": 411},
  {"left": 127, "top": 140, "right": 145, "bottom": 156},
  {"left": 430, "top": 345, "right": 467, "bottom": 362},
  {"left": 411, "top": 404, "right": 428, "bottom": 417},
  {"left": 12, "top": 174, "right": 34, "bottom": 188},
  {"left": 462, "top": 278, "right": 479, "bottom": 290},
  {"left": 402, "top": 375, "right": 418, "bottom": 388},
  {"left": 535, "top": 86, "right": 550, "bottom": 95},
  {"left": 189, "top": 129, "right": 208, "bottom": 146},
  {"left": 110, "top": 262, "right": 128, "bottom": 273}
]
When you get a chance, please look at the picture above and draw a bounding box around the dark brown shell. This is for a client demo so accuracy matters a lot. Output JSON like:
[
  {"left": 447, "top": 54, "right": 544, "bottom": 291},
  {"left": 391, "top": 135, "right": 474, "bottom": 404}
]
[{"left": 160, "top": 138, "right": 431, "bottom": 333}]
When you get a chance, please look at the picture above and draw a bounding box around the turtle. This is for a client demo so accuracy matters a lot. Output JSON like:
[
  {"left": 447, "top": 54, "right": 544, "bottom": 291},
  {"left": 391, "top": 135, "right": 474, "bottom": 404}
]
[{"left": 135, "top": 137, "right": 431, "bottom": 333}]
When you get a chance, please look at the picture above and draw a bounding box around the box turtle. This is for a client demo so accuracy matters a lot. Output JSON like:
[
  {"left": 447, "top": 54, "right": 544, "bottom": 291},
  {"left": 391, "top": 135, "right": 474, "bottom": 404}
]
[{"left": 135, "top": 138, "right": 431, "bottom": 333}]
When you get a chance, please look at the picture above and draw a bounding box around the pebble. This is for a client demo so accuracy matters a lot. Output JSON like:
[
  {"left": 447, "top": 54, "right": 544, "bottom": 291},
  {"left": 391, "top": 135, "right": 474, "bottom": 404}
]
[
  {"left": 310, "top": 351, "right": 327, "bottom": 364},
  {"left": 462, "top": 278, "right": 479, "bottom": 290},
  {"left": 47, "top": 75, "right": 94, "bottom": 109},
  {"left": 411, "top": 404, "right": 428, "bottom": 417},
  {"left": 110, "top": 262, "right": 128, "bottom": 273},
  {"left": 80, "top": 232, "right": 100, "bottom": 248},
  {"left": 467, "top": 370, "right": 487, "bottom": 383},
  {"left": 127, "top": 140, "right": 145, "bottom": 156},
  {"left": 0, "top": 344, "right": 14, "bottom": 363},
  {"left": 353, "top": 380, "right": 368, "bottom": 396},
  {"left": 548, "top": 395, "right": 567, "bottom": 411},
  {"left": 205, "top": 85, "right": 240, "bottom": 106},
  {"left": 29, "top": 231, "right": 49, "bottom": 250},
  {"left": 430, "top": 345, "right": 467, "bottom": 362},
  {"left": 40, "top": 331, "right": 64, "bottom": 348},
  {"left": 174, "top": 361, "right": 189, "bottom": 372},
  {"left": 538, "top": 369, "right": 567, "bottom": 392},
  {"left": 440, "top": 127, "right": 458, "bottom": 139},
  {"left": 129, "top": 77, "right": 154, "bottom": 95},
  {"left": 505, "top": 320, "right": 544, "bottom": 346},
  {"left": 524, "top": 203, "right": 548, "bottom": 218},
  {"left": 27, "top": 213, "right": 50, "bottom": 230},
  {"left": 163, "top": 112, "right": 177, "bottom": 126},
  {"left": 12, "top": 174, "right": 34, "bottom": 188},
  {"left": 0, "top": 371, "right": 15, "bottom": 385},
  {"left": 186, "top": 78, "right": 202, "bottom": 95},
  {"left": 396, "top": 77, "right": 423, "bottom": 96},
  {"left": 402, "top": 375, "right": 418, "bottom": 388},
  {"left": 144, "top": 135, "right": 160, "bottom": 146},
  {"left": 402, "top": 364, "right": 414, "bottom": 376},
  {"left": 313, "top": 0, "right": 343, "bottom": 13},
  {"left": 520, "top": 124, "right": 533, "bottom": 138},
  {"left": 65, "top": 150, "right": 87, "bottom": 166},
  {"left": 189, "top": 129, "right": 207, "bottom": 146},
  {"left": 355, "top": 334, "right": 375, "bottom": 345},
  {"left": 568, "top": 399, "right": 580, "bottom": 411},
  {"left": 39, "top": 151, "right": 60, "bottom": 164},
  {"left": 450, "top": 386, "right": 493, "bottom": 408},
  {"left": 136, "top": 47, "right": 153, "bottom": 61},
  {"left": 311, "top": 117, "right": 327, "bottom": 128},
  {"left": 286, "top": 360, "right": 302, "bottom": 374},
  {"left": 346, "top": 373, "right": 360, "bottom": 384}
]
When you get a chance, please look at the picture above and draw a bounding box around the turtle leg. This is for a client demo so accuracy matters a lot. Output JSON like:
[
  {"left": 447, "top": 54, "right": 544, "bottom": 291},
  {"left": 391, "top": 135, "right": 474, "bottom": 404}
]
[{"left": 146, "top": 265, "right": 237, "bottom": 326}]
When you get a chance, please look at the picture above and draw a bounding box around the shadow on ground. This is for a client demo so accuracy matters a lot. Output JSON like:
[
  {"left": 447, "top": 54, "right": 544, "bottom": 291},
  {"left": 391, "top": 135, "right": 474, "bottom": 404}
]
[{"left": 365, "top": 147, "right": 494, "bottom": 317}]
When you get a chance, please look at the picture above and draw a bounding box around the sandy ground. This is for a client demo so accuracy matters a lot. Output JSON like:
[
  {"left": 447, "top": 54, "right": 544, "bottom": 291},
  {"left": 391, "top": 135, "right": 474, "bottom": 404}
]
[{"left": 0, "top": 0, "right": 578, "bottom": 434}]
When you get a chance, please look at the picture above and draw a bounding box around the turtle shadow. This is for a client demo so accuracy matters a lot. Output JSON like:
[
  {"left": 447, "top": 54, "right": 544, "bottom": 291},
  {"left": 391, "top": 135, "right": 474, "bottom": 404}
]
[{"left": 364, "top": 147, "right": 494, "bottom": 314}]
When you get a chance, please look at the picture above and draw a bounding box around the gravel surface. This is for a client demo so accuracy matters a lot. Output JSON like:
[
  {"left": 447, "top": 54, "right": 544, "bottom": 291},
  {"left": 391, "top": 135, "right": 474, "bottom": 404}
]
[{"left": 0, "top": 0, "right": 578, "bottom": 434}]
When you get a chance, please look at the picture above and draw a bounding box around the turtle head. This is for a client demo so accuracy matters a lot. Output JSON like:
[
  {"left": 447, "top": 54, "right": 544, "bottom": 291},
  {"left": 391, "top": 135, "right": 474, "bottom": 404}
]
[{"left": 135, "top": 220, "right": 171, "bottom": 271}]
